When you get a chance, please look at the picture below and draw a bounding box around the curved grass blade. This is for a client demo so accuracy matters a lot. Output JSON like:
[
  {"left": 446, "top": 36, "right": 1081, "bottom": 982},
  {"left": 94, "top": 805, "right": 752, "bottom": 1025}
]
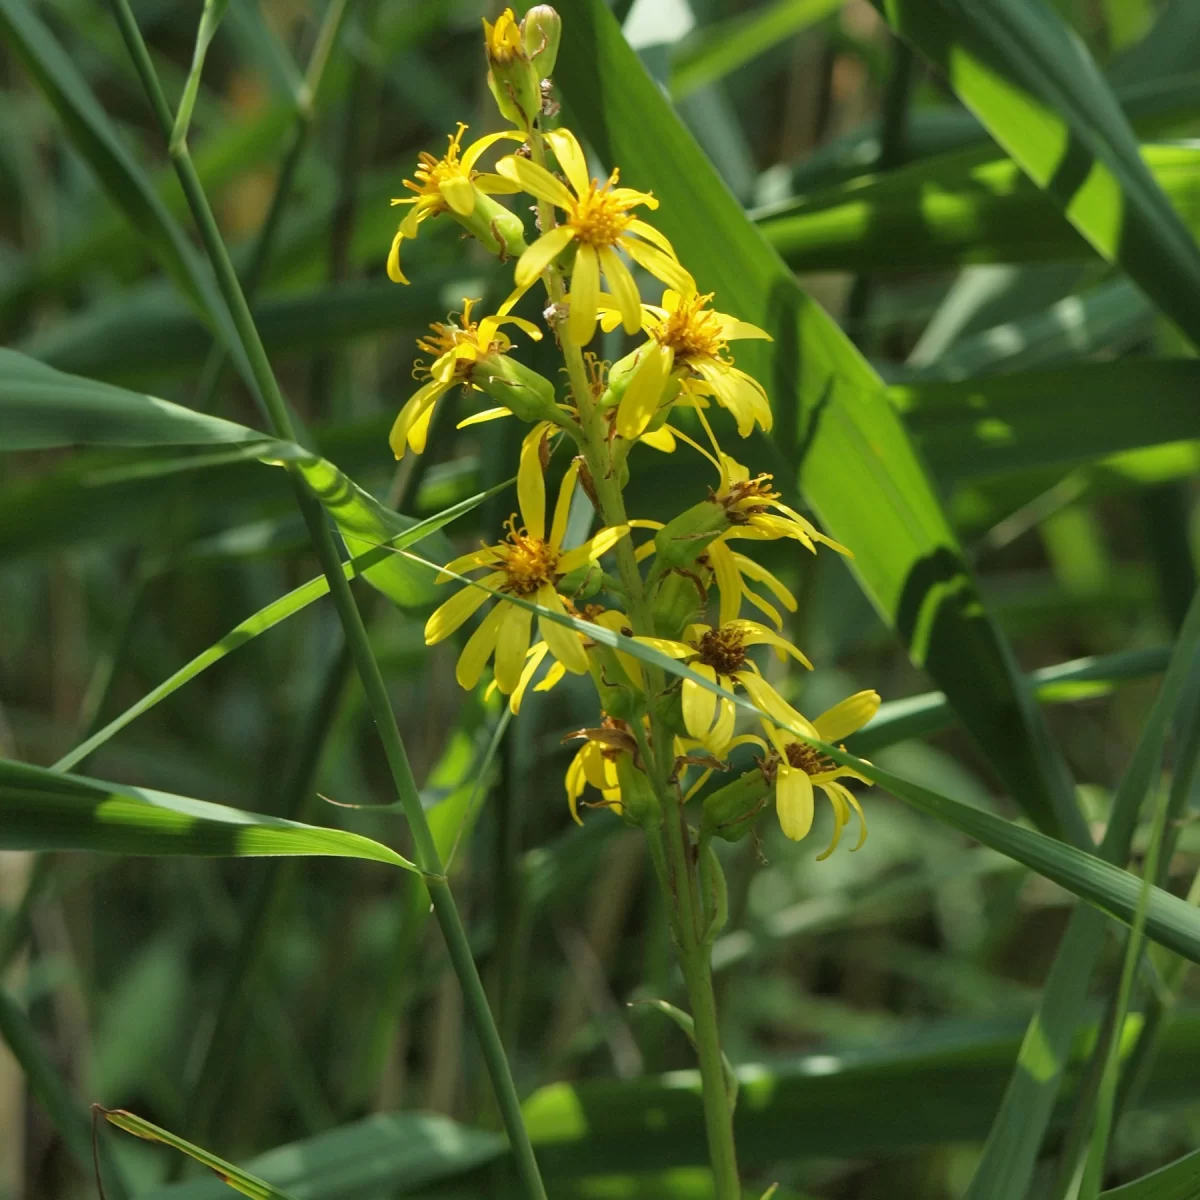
[
  {"left": 0, "top": 758, "right": 418, "bottom": 871},
  {"left": 554, "top": 0, "right": 1083, "bottom": 843},
  {"left": 876, "top": 0, "right": 1200, "bottom": 348},
  {"left": 1100, "top": 1145, "right": 1200, "bottom": 1199},
  {"left": 100, "top": 1109, "right": 296, "bottom": 1200},
  {"left": 0, "top": 346, "right": 445, "bottom": 606}
]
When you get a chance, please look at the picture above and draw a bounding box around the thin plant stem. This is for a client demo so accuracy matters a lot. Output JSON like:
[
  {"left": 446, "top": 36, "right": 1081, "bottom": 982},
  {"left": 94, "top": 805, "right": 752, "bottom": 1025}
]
[
  {"left": 104, "top": 6, "right": 547, "bottom": 1194},
  {"left": 524, "top": 118, "right": 740, "bottom": 1197}
]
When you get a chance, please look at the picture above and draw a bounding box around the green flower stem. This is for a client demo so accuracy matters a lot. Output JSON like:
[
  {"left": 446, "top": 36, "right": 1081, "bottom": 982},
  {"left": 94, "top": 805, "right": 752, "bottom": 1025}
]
[
  {"left": 527, "top": 118, "right": 740, "bottom": 1198},
  {"left": 106, "top": 5, "right": 547, "bottom": 1196}
]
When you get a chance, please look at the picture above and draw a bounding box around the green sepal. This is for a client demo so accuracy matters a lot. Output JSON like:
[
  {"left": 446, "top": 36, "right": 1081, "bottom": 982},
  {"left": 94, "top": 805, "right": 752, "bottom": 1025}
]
[
  {"left": 651, "top": 566, "right": 710, "bottom": 641},
  {"left": 453, "top": 190, "right": 528, "bottom": 261},
  {"left": 468, "top": 353, "right": 559, "bottom": 423},
  {"left": 653, "top": 500, "right": 729, "bottom": 570},
  {"left": 616, "top": 755, "right": 661, "bottom": 830}
]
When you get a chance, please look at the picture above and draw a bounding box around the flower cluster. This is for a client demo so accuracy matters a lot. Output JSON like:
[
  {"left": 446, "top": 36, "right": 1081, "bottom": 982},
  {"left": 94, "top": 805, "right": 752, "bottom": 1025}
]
[{"left": 384, "top": 7, "right": 879, "bottom": 858}]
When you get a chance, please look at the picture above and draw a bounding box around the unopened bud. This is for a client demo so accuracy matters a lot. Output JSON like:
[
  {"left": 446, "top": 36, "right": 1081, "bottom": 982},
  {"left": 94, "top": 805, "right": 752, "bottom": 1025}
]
[
  {"left": 651, "top": 565, "right": 710, "bottom": 641},
  {"left": 701, "top": 768, "right": 772, "bottom": 843},
  {"left": 453, "top": 190, "right": 528, "bottom": 262},
  {"left": 483, "top": 9, "right": 541, "bottom": 130},
  {"left": 469, "top": 354, "right": 558, "bottom": 423},
  {"left": 523, "top": 6, "right": 561, "bottom": 77}
]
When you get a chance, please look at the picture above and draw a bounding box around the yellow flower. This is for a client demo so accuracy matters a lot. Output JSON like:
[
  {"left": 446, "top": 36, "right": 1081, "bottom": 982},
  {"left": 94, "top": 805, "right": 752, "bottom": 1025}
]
[
  {"left": 636, "top": 619, "right": 811, "bottom": 751},
  {"left": 483, "top": 8, "right": 524, "bottom": 63},
  {"left": 390, "top": 298, "right": 541, "bottom": 458},
  {"left": 603, "top": 290, "right": 773, "bottom": 440},
  {"left": 761, "top": 690, "right": 880, "bottom": 857},
  {"left": 425, "top": 430, "right": 630, "bottom": 694},
  {"left": 388, "top": 124, "right": 523, "bottom": 285},
  {"left": 496, "top": 128, "right": 694, "bottom": 345},
  {"left": 563, "top": 717, "right": 638, "bottom": 823},
  {"left": 716, "top": 456, "right": 851, "bottom": 555}
]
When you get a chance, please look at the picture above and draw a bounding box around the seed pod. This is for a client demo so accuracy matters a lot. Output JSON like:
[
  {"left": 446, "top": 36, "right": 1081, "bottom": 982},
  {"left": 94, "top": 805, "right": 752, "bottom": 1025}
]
[
  {"left": 701, "top": 767, "right": 772, "bottom": 843},
  {"left": 468, "top": 354, "right": 558, "bottom": 423},
  {"left": 523, "top": 5, "right": 561, "bottom": 77}
]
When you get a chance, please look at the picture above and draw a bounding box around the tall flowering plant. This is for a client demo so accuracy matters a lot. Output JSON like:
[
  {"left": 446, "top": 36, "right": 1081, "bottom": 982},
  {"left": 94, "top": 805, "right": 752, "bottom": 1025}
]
[{"left": 387, "top": 10, "right": 878, "bottom": 1193}]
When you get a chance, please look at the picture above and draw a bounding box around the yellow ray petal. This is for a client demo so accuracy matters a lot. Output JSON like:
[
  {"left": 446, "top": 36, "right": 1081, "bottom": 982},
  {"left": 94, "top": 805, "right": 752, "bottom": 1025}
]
[
  {"left": 597, "top": 246, "right": 642, "bottom": 333},
  {"left": 514, "top": 225, "right": 575, "bottom": 288},
  {"left": 558, "top": 523, "right": 630, "bottom": 573},
  {"left": 567, "top": 244, "right": 600, "bottom": 345},
  {"left": 776, "top": 768, "right": 814, "bottom": 842},
  {"left": 461, "top": 129, "right": 525, "bottom": 170},
  {"left": 707, "top": 539, "right": 743, "bottom": 627},
  {"left": 621, "top": 236, "right": 695, "bottom": 295},
  {"left": 682, "top": 663, "right": 719, "bottom": 741},
  {"left": 616, "top": 343, "right": 673, "bottom": 440},
  {"left": 550, "top": 459, "right": 581, "bottom": 551},
  {"left": 544, "top": 127, "right": 590, "bottom": 196},
  {"left": 816, "top": 783, "right": 850, "bottom": 861},
  {"left": 387, "top": 230, "right": 408, "bottom": 284},
  {"left": 813, "top": 690, "right": 881, "bottom": 743},
  {"left": 509, "top": 642, "right": 550, "bottom": 715},
  {"left": 424, "top": 576, "right": 502, "bottom": 644},
  {"left": 438, "top": 175, "right": 477, "bottom": 216},
  {"left": 455, "top": 603, "right": 505, "bottom": 689},
  {"left": 493, "top": 602, "right": 533, "bottom": 693},
  {"left": 457, "top": 406, "right": 513, "bottom": 428},
  {"left": 518, "top": 422, "right": 549, "bottom": 540},
  {"left": 536, "top": 584, "right": 588, "bottom": 674},
  {"left": 496, "top": 153, "right": 576, "bottom": 209}
]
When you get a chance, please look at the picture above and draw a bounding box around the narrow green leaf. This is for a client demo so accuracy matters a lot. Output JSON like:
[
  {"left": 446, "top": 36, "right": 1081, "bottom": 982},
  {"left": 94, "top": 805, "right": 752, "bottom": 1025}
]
[
  {"left": 877, "top": 0, "right": 1200, "bottom": 347},
  {"left": 0, "top": 347, "right": 443, "bottom": 607},
  {"left": 554, "top": 0, "right": 1083, "bottom": 842},
  {"left": 102, "top": 1109, "right": 296, "bottom": 1200},
  {"left": 669, "top": 0, "right": 842, "bottom": 99},
  {"left": 1101, "top": 1146, "right": 1200, "bottom": 1199},
  {"left": 172, "top": 0, "right": 231, "bottom": 150},
  {"left": 756, "top": 142, "right": 1200, "bottom": 272},
  {"left": 0, "top": 758, "right": 417, "bottom": 871}
]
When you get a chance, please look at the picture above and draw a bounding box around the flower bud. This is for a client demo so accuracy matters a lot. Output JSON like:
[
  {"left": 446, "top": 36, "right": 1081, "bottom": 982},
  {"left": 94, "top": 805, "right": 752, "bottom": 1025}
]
[
  {"left": 701, "top": 768, "right": 772, "bottom": 843},
  {"left": 653, "top": 500, "right": 730, "bottom": 570},
  {"left": 453, "top": 190, "right": 528, "bottom": 262},
  {"left": 616, "top": 755, "right": 661, "bottom": 830},
  {"left": 483, "top": 9, "right": 542, "bottom": 130},
  {"left": 469, "top": 354, "right": 558, "bottom": 423},
  {"left": 523, "top": 5, "right": 561, "bottom": 77}
]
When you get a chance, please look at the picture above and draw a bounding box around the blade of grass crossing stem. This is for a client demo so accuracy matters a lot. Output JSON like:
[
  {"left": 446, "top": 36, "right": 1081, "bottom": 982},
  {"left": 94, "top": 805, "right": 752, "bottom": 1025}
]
[
  {"left": 0, "top": 0, "right": 257, "bottom": 395},
  {"left": 101, "top": 1109, "right": 296, "bottom": 1200},
  {"left": 1100, "top": 1146, "right": 1200, "bottom": 1199},
  {"left": 0, "top": 991, "right": 130, "bottom": 1199},
  {"left": 963, "top": 589, "right": 1200, "bottom": 1200},
  {"left": 551, "top": 0, "right": 1084, "bottom": 844},
  {"left": 876, "top": 0, "right": 1200, "bottom": 349},
  {"left": 103, "top": 5, "right": 547, "bottom": 1194}
]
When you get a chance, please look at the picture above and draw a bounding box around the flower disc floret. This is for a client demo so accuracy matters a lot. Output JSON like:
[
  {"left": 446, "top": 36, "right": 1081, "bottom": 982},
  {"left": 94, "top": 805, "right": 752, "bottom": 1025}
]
[{"left": 496, "top": 516, "right": 560, "bottom": 596}]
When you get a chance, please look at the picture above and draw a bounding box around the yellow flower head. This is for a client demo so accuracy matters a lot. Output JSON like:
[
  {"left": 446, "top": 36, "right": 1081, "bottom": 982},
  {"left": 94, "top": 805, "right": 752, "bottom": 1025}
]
[
  {"left": 715, "top": 457, "right": 851, "bottom": 556},
  {"left": 425, "top": 427, "right": 629, "bottom": 694},
  {"left": 390, "top": 298, "right": 541, "bottom": 458},
  {"left": 563, "top": 716, "right": 638, "bottom": 823},
  {"left": 636, "top": 618, "right": 811, "bottom": 752},
  {"left": 497, "top": 128, "right": 695, "bottom": 345},
  {"left": 762, "top": 690, "right": 880, "bottom": 857},
  {"left": 388, "top": 124, "right": 523, "bottom": 284},
  {"left": 606, "top": 290, "right": 773, "bottom": 440},
  {"left": 483, "top": 8, "right": 524, "bottom": 64}
]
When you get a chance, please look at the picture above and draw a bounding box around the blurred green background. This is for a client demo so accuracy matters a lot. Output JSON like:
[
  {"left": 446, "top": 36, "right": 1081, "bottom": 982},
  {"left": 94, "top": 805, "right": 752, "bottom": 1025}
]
[{"left": 3, "top": 0, "right": 1200, "bottom": 1197}]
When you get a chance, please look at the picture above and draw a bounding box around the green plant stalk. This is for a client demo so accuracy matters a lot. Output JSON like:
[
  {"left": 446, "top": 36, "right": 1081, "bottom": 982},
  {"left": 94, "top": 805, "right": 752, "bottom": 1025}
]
[
  {"left": 104, "top": 5, "right": 547, "bottom": 1195},
  {"left": 526, "top": 120, "right": 741, "bottom": 1198}
]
